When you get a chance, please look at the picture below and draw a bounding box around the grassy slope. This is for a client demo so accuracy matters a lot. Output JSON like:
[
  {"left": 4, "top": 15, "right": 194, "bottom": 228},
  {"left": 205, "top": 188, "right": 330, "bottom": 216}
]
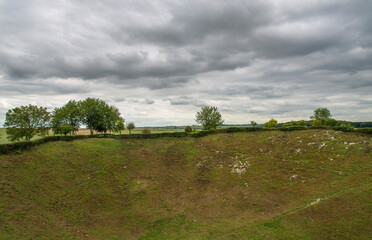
[{"left": 0, "top": 130, "right": 371, "bottom": 239}]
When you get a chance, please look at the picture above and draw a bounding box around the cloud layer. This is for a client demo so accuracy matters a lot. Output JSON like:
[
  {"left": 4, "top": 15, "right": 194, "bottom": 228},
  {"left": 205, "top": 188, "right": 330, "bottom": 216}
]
[{"left": 1, "top": 0, "right": 371, "bottom": 126}]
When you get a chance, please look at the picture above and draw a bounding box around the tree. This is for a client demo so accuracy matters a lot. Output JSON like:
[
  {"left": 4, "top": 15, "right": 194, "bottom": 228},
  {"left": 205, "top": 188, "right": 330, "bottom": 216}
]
[
  {"left": 263, "top": 118, "right": 277, "bottom": 128},
  {"left": 310, "top": 108, "right": 331, "bottom": 122},
  {"left": 126, "top": 122, "right": 135, "bottom": 134},
  {"left": 4, "top": 104, "right": 51, "bottom": 142},
  {"left": 114, "top": 118, "right": 125, "bottom": 135},
  {"left": 195, "top": 106, "right": 224, "bottom": 130},
  {"left": 79, "top": 98, "right": 121, "bottom": 134},
  {"left": 51, "top": 100, "right": 80, "bottom": 135},
  {"left": 185, "top": 126, "right": 192, "bottom": 133},
  {"left": 250, "top": 121, "right": 257, "bottom": 127}
]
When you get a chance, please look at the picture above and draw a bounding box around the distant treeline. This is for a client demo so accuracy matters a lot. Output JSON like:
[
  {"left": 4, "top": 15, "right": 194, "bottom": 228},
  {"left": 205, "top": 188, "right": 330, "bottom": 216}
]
[{"left": 277, "top": 120, "right": 372, "bottom": 128}]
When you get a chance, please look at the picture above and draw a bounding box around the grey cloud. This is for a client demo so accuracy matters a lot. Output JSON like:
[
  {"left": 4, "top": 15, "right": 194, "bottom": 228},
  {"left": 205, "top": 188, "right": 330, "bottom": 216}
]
[
  {"left": 0, "top": 78, "right": 90, "bottom": 95},
  {"left": 144, "top": 98, "right": 155, "bottom": 104},
  {"left": 167, "top": 96, "right": 194, "bottom": 105},
  {"left": 203, "top": 85, "right": 295, "bottom": 100},
  {"left": 0, "top": 0, "right": 372, "bottom": 125}
]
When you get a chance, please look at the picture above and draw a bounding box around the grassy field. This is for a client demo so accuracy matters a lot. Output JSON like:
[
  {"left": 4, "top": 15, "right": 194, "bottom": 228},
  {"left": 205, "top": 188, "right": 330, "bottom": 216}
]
[{"left": 0, "top": 129, "right": 371, "bottom": 239}]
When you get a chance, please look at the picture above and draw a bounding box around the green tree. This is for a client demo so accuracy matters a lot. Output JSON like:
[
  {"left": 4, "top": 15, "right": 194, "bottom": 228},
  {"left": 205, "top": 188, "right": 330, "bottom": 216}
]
[
  {"left": 195, "top": 106, "right": 224, "bottom": 130},
  {"left": 51, "top": 100, "right": 80, "bottom": 135},
  {"left": 185, "top": 126, "right": 192, "bottom": 133},
  {"left": 4, "top": 104, "right": 51, "bottom": 142},
  {"left": 263, "top": 119, "right": 278, "bottom": 128},
  {"left": 59, "top": 123, "right": 74, "bottom": 135},
  {"left": 250, "top": 121, "right": 257, "bottom": 127},
  {"left": 100, "top": 105, "right": 121, "bottom": 134},
  {"left": 310, "top": 108, "right": 331, "bottom": 122},
  {"left": 126, "top": 122, "right": 135, "bottom": 134},
  {"left": 79, "top": 98, "right": 121, "bottom": 134},
  {"left": 114, "top": 118, "right": 125, "bottom": 135}
]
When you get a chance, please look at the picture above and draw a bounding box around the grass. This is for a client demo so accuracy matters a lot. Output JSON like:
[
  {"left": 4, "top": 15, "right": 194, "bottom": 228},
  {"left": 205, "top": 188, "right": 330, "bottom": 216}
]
[
  {"left": 0, "top": 128, "right": 189, "bottom": 144},
  {"left": 0, "top": 129, "right": 371, "bottom": 239},
  {"left": 0, "top": 128, "right": 7, "bottom": 144}
]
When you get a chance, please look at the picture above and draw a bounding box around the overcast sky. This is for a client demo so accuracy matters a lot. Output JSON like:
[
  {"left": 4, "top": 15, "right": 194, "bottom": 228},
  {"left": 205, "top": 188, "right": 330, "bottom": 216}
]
[{"left": 1, "top": 0, "right": 371, "bottom": 126}]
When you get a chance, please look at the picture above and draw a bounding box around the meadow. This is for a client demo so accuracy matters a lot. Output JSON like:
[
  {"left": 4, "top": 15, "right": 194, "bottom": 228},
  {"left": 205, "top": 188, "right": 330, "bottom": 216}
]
[{"left": 1, "top": 129, "right": 371, "bottom": 239}]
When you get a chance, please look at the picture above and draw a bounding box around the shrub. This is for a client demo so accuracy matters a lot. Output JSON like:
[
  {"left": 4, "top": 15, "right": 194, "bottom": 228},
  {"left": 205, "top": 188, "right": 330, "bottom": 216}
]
[
  {"left": 142, "top": 128, "right": 151, "bottom": 134},
  {"left": 263, "top": 119, "right": 278, "bottom": 128},
  {"left": 185, "top": 126, "right": 192, "bottom": 133},
  {"left": 312, "top": 120, "right": 323, "bottom": 127},
  {"left": 325, "top": 118, "right": 338, "bottom": 127}
]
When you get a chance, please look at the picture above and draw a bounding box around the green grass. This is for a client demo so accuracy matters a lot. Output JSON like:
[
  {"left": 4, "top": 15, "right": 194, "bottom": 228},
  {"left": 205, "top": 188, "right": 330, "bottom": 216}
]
[
  {"left": 0, "top": 130, "right": 371, "bottom": 239},
  {"left": 0, "top": 128, "right": 188, "bottom": 144},
  {"left": 0, "top": 128, "right": 7, "bottom": 144}
]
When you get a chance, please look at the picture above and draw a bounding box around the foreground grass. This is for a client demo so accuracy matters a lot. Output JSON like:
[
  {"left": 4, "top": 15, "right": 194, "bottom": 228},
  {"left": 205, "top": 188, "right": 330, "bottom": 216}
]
[{"left": 0, "top": 130, "right": 371, "bottom": 239}]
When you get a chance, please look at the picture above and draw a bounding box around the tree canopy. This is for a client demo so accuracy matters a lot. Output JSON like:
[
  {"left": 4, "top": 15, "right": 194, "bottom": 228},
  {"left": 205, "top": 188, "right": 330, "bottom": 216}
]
[
  {"left": 51, "top": 100, "right": 80, "bottom": 135},
  {"left": 114, "top": 118, "right": 125, "bottom": 135},
  {"left": 4, "top": 104, "right": 51, "bottom": 141},
  {"left": 263, "top": 119, "right": 278, "bottom": 128},
  {"left": 310, "top": 108, "right": 331, "bottom": 122},
  {"left": 195, "top": 106, "right": 224, "bottom": 130},
  {"left": 126, "top": 122, "right": 135, "bottom": 134},
  {"left": 79, "top": 98, "right": 121, "bottom": 134}
]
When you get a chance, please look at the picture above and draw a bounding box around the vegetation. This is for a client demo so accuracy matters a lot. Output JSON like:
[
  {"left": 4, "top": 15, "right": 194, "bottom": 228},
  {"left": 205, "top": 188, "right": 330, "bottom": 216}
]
[
  {"left": 310, "top": 108, "right": 331, "bottom": 122},
  {"left": 263, "top": 118, "right": 278, "bottom": 128},
  {"left": 4, "top": 104, "right": 51, "bottom": 142},
  {"left": 51, "top": 100, "right": 80, "bottom": 135},
  {"left": 126, "top": 122, "right": 135, "bottom": 134},
  {"left": 79, "top": 98, "right": 121, "bottom": 134},
  {"left": 1, "top": 130, "right": 371, "bottom": 239},
  {"left": 184, "top": 126, "right": 192, "bottom": 133},
  {"left": 195, "top": 106, "right": 224, "bottom": 130},
  {"left": 290, "top": 120, "right": 306, "bottom": 126},
  {"left": 250, "top": 120, "right": 257, "bottom": 127},
  {"left": 114, "top": 118, "right": 125, "bottom": 135},
  {"left": 142, "top": 128, "right": 151, "bottom": 134}
]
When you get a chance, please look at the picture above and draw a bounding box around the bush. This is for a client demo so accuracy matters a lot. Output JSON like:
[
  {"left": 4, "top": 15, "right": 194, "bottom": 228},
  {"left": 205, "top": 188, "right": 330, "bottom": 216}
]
[
  {"left": 279, "top": 126, "right": 307, "bottom": 131},
  {"left": 312, "top": 120, "right": 323, "bottom": 127},
  {"left": 185, "top": 126, "right": 192, "bottom": 133},
  {"left": 142, "top": 128, "right": 151, "bottom": 134},
  {"left": 325, "top": 118, "right": 338, "bottom": 127},
  {"left": 290, "top": 120, "right": 306, "bottom": 126},
  {"left": 356, "top": 128, "right": 372, "bottom": 134},
  {"left": 263, "top": 119, "right": 278, "bottom": 128}
]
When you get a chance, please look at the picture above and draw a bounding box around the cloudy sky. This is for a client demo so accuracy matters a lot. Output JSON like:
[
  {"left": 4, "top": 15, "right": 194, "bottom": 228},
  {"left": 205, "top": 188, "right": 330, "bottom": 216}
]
[{"left": 1, "top": 0, "right": 371, "bottom": 126}]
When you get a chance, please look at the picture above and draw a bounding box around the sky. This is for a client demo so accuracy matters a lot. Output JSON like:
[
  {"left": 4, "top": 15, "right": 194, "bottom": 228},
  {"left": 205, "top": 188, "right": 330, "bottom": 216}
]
[{"left": 0, "top": 0, "right": 371, "bottom": 126}]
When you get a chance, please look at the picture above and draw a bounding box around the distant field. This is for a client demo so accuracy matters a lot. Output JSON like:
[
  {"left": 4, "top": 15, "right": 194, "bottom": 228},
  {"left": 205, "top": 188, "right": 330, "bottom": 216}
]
[
  {"left": 0, "top": 128, "right": 7, "bottom": 144},
  {"left": 0, "top": 128, "right": 188, "bottom": 144},
  {"left": 1, "top": 129, "right": 371, "bottom": 239}
]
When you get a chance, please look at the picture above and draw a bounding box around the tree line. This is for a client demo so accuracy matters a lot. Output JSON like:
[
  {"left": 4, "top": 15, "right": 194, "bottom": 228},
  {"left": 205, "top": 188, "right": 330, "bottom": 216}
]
[
  {"left": 3, "top": 98, "right": 135, "bottom": 142},
  {"left": 2, "top": 100, "right": 370, "bottom": 143}
]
